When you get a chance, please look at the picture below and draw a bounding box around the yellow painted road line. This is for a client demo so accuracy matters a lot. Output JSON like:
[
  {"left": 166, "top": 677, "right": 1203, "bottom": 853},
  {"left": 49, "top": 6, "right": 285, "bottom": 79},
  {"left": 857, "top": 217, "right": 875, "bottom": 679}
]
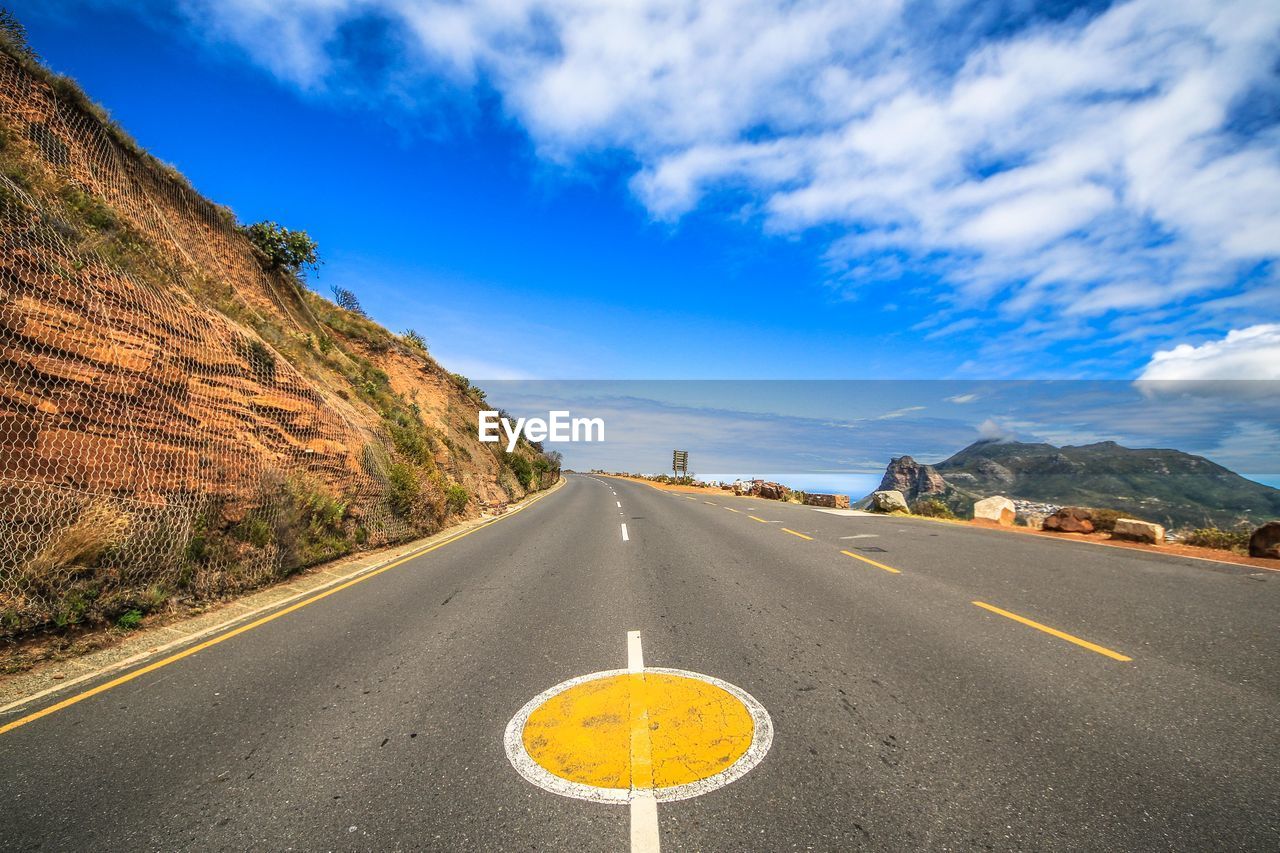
[
  {"left": 972, "top": 601, "right": 1132, "bottom": 662},
  {"left": 748, "top": 515, "right": 768, "bottom": 523},
  {"left": 781, "top": 528, "right": 813, "bottom": 540},
  {"left": 840, "top": 550, "right": 901, "bottom": 574},
  {"left": 723, "top": 507, "right": 740, "bottom": 513},
  {"left": 0, "top": 492, "right": 552, "bottom": 737}
]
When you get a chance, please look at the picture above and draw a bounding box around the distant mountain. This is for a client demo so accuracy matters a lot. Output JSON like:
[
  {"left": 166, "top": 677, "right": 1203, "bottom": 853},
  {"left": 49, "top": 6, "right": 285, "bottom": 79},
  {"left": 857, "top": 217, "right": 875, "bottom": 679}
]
[{"left": 930, "top": 439, "right": 1280, "bottom": 529}]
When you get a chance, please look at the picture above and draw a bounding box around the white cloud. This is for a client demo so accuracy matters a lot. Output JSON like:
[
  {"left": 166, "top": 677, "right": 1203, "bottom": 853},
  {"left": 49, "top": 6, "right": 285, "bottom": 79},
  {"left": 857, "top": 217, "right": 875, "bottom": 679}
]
[
  {"left": 875, "top": 405, "right": 926, "bottom": 420},
  {"left": 946, "top": 393, "right": 979, "bottom": 404},
  {"left": 161, "top": 0, "right": 1280, "bottom": 359},
  {"left": 977, "top": 417, "right": 1015, "bottom": 441},
  {"left": 1138, "top": 324, "right": 1280, "bottom": 380}
]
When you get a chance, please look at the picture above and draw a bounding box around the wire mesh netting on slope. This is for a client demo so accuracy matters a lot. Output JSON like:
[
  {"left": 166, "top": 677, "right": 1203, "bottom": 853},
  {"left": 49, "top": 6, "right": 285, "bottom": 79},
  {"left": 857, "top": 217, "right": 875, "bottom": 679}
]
[{"left": 0, "top": 52, "right": 460, "bottom": 636}]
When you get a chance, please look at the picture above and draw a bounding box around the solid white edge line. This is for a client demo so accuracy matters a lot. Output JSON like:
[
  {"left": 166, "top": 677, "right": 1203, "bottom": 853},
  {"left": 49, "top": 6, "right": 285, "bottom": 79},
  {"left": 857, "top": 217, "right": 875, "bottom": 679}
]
[
  {"left": 627, "top": 630, "right": 644, "bottom": 673},
  {"left": 621, "top": 523, "right": 630, "bottom": 542},
  {"left": 630, "top": 793, "right": 660, "bottom": 853}
]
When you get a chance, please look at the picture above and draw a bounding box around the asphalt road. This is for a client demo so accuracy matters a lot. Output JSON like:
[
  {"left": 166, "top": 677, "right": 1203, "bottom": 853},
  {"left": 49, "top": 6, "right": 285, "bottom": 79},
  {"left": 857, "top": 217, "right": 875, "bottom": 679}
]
[{"left": 2, "top": 473, "right": 1278, "bottom": 851}]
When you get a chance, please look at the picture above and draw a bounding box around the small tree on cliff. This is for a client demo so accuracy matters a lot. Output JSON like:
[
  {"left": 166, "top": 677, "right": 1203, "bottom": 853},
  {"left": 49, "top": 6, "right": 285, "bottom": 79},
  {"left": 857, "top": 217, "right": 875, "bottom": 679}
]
[
  {"left": 330, "top": 286, "right": 365, "bottom": 316},
  {"left": 0, "top": 9, "right": 37, "bottom": 61},
  {"left": 242, "top": 220, "right": 320, "bottom": 280}
]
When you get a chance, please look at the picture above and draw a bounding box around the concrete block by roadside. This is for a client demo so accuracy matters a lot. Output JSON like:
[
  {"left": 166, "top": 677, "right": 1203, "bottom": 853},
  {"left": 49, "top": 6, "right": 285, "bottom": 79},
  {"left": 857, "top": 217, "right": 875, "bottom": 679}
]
[
  {"left": 973, "top": 495, "right": 1016, "bottom": 526},
  {"left": 870, "top": 490, "right": 909, "bottom": 513},
  {"left": 1112, "top": 518, "right": 1166, "bottom": 545}
]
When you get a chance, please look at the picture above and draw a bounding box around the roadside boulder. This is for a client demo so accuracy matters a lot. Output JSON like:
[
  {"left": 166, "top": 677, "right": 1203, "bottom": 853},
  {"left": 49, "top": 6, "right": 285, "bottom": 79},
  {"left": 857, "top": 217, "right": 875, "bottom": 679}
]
[
  {"left": 1043, "top": 506, "right": 1094, "bottom": 534},
  {"left": 805, "top": 493, "right": 850, "bottom": 509},
  {"left": 756, "top": 481, "right": 791, "bottom": 501},
  {"left": 1112, "top": 518, "right": 1165, "bottom": 545},
  {"left": 870, "top": 490, "right": 909, "bottom": 513},
  {"left": 973, "top": 495, "right": 1016, "bottom": 526},
  {"left": 1249, "top": 521, "right": 1280, "bottom": 559}
]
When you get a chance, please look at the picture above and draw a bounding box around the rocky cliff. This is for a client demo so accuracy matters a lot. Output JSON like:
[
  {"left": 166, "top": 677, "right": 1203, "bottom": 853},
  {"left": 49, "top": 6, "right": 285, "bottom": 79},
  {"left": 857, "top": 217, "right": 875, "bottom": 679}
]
[
  {"left": 877, "top": 456, "right": 947, "bottom": 503},
  {"left": 0, "top": 43, "right": 556, "bottom": 637}
]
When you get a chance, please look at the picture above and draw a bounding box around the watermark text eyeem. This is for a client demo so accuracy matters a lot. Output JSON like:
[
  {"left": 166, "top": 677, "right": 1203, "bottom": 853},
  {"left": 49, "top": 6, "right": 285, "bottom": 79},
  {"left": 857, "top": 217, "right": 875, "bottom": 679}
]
[{"left": 479, "top": 410, "right": 604, "bottom": 452}]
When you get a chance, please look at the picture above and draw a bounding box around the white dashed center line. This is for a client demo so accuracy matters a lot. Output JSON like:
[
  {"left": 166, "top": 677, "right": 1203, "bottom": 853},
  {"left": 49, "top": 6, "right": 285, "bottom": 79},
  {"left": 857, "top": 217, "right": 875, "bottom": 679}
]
[
  {"left": 621, "top": 523, "right": 630, "bottom": 542},
  {"left": 626, "top": 631, "right": 659, "bottom": 852}
]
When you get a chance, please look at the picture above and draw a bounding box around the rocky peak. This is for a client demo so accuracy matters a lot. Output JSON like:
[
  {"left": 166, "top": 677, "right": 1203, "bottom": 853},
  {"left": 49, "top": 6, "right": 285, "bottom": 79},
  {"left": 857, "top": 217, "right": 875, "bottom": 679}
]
[{"left": 878, "top": 456, "right": 948, "bottom": 502}]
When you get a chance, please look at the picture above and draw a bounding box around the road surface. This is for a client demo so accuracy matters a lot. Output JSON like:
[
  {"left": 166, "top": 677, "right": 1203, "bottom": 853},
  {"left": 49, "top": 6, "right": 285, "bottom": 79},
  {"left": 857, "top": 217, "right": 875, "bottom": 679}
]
[{"left": 2, "top": 473, "right": 1278, "bottom": 850}]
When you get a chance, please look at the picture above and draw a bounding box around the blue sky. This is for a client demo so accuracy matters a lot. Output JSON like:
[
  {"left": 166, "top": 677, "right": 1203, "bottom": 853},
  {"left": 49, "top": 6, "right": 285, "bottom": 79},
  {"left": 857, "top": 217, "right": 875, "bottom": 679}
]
[
  {"left": 10, "top": 2, "right": 1280, "bottom": 486},
  {"left": 15, "top": 0, "right": 1280, "bottom": 384}
]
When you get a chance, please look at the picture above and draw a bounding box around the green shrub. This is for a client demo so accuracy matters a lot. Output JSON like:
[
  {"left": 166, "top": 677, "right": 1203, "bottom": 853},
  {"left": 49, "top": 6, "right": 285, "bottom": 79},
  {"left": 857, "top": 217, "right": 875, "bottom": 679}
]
[
  {"left": 445, "top": 483, "right": 469, "bottom": 515},
  {"left": 242, "top": 221, "right": 319, "bottom": 277},
  {"left": 284, "top": 478, "right": 351, "bottom": 569},
  {"left": 58, "top": 184, "right": 117, "bottom": 231},
  {"left": 1088, "top": 508, "right": 1123, "bottom": 533},
  {"left": 116, "top": 609, "right": 143, "bottom": 631},
  {"left": 389, "top": 416, "right": 431, "bottom": 465},
  {"left": 384, "top": 463, "right": 447, "bottom": 531},
  {"left": 912, "top": 498, "right": 956, "bottom": 519},
  {"left": 233, "top": 514, "right": 272, "bottom": 548},
  {"left": 387, "top": 462, "right": 419, "bottom": 518},
  {"left": 403, "top": 329, "right": 427, "bottom": 351},
  {"left": 203, "top": 477, "right": 354, "bottom": 576},
  {"left": 505, "top": 453, "right": 534, "bottom": 489},
  {"left": 142, "top": 584, "right": 170, "bottom": 611},
  {"left": 1183, "top": 526, "right": 1250, "bottom": 552}
]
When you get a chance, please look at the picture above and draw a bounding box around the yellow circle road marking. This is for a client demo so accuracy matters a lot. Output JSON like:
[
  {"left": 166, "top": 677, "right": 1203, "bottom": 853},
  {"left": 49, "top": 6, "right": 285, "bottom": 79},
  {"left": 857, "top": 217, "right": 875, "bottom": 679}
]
[
  {"left": 645, "top": 673, "right": 755, "bottom": 786},
  {"left": 522, "top": 674, "right": 632, "bottom": 788},
  {"left": 505, "top": 667, "right": 773, "bottom": 804},
  {"left": 522, "top": 672, "right": 754, "bottom": 789}
]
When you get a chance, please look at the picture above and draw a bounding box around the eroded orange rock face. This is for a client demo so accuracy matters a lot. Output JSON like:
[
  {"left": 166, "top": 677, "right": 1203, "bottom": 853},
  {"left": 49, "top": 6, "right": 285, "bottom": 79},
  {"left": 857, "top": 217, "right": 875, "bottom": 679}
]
[{"left": 0, "top": 53, "right": 547, "bottom": 634}]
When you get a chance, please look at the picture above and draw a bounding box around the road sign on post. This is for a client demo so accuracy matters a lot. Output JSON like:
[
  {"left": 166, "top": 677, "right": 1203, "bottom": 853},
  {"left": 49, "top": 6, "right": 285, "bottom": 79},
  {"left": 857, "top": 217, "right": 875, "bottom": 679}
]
[{"left": 673, "top": 450, "right": 689, "bottom": 479}]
